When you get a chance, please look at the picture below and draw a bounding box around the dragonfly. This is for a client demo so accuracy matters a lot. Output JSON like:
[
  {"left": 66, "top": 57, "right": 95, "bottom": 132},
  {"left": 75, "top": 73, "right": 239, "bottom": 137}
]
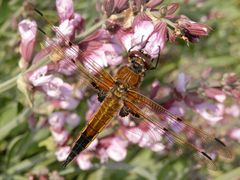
[{"left": 32, "top": 7, "right": 232, "bottom": 169}]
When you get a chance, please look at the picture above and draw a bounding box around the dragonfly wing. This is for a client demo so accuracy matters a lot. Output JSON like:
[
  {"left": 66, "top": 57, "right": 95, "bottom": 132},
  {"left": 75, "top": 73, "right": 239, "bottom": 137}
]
[
  {"left": 123, "top": 89, "right": 232, "bottom": 165},
  {"left": 34, "top": 7, "right": 115, "bottom": 93}
]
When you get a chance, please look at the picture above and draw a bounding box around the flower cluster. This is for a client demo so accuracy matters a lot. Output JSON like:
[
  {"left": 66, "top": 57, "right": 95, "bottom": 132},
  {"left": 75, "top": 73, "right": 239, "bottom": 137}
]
[{"left": 16, "top": 0, "right": 238, "bottom": 170}]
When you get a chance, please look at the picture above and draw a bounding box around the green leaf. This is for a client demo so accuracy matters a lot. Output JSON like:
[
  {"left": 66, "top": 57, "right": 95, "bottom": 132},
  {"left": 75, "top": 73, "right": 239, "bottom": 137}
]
[
  {"left": 6, "top": 152, "right": 54, "bottom": 175},
  {"left": 215, "top": 167, "right": 240, "bottom": 180},
  {"left": 17, "top": 74, "right": 33, "bottom": 107},
  {"left": 0, "top": 108, "right": 30, "bottom": 141},
  {"left": 204, "top": 56, "right": 239, "bottom": 67}
]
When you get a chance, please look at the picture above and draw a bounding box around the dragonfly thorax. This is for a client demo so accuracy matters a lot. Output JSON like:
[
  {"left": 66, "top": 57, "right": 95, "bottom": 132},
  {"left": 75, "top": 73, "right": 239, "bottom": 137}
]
[
  {"left": 129, "top": 60, "right": 145, "bottom": 74},
  {"left": 112, "top": 81, "right": 127, "bottom": 98}
]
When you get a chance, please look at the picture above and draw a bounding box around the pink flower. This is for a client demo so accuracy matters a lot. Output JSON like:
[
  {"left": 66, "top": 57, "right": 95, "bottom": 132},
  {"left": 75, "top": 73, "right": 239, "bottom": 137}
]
[
  {"left": 65, "top": 45, "right": 80, "bottom": 60},
  {"left": 48, "top": 112, "right": 66, "bottom": 131},
  {"left": 223, "top": 73, "right": 238, "bottom": 85},
  {"left": 229, "top": 128, "right": 240, "bottom": 142},
  {"left": 231, "top": 89, "right": 240, "bottom": 101},
  {"left": 57, "top": 59, "right": 77, "bottom": 75},
  {"left": 174, "top": 73, "right": 190, "bottom": 94},
  {"left": 194, "top": 102, "right": 224, "bottom": 123},
  {"left": 184, "top": 92, "right": 203, "bottom": 107},
  {"left": 116, "top": 14, "right": 168, "bottom": 59},
  {"left": 51, "top": 129, "right": 69, "bottom": 145},
  {"left": 150, "top": 80, "right": 161, "bottom": 99},
  {"left": 56, "top": 0, "right": 74, "bottom": 22},
  {"left": 55, "top": 146, "right": 71, "bottom": 161},
  {"left": 74, "top": 88, "right": 84, "bottom": 99},
  {"left": 118, "top": 20, "right": 154, "bottom": 51},
  {"left": 80, "top": 44, "right": 107, "bottom": 73},
  {"left": 225, "top": 105, "right": 240, "bottom": 117},
  {"left": 106, "top": 137, "right": 128, "bottom": 161},
  {"left": 56, "top": 45, "right": 80, "bottom": 75},
  {"left": 86, "top": 95, "right": 101, "bottom": 120},
  {"left": 205, "top": 88, "right": 226, "bottom": 103},
  {"left": 143, "top": 22, "right": 167, "bottom": 58},
  {"left": 102, "top": 43, "right": 123, "bottom": 66},
  {"left": 177, "top": 16, "right": 210, "bottom": 42},
  {"left": 125, "top": 127, "right": 143, "bottom": 144},
  {"left": 168, "top": 101, "right": 186, "bottom": 117},
  {"left": 65, "top": 113, "right": 80, "bottom": 128},
  {"left": 150, "top": 80, "right": 171, "bottom": 100},
  {"left": 98, "top": 148, "right": 109, "bottom": 163},
  {"left": 113, "top": 0, "right": 129, "bottom": 13},
  {"left": 87, "top": 139, "right": 98, "bottom": 151},
  {"left": 150, "top": 142, "right": 165, "bottom": 152},
  {"left": 145, "top": 0, "right": 164, "bottom": 8},
  {"left": 84, "top": 45, "right": 114, "bottom": 69},
  {"left": 28, "top": 66, "right": 53, "bottom": 87},
  {"left": 177, "top": 16, "right": 210, "bottom": 36},
  {"left": 166, "top": 3, "right": 179, "bottom": 15},
  {"left": 70, "top": 13, "right": 85, "bottom": 32},
  {"left": 52, "top": 97, "right": 79, "bottom": 110},
  {"left": 138, "top": 125, "right": 163, "bottom": 148},
  {"left": 18, "top": 19, "right": 37, "bottom": 67},
  {"left": 41, "top": 77, "right": 65, "bottom": 98},
  {"left": 103, "top": 0, "right": 115, "bottom": 17},
  {"left": 55, "top": 19, "right": 74, "bottom": 40},
  {"left": 124, "top": 122, "right": 163, "bottom": 149},
  {"left": 76, "top": 153, "right": 93, "bottom": 170},
  {"left": 41, "top": 77, "right": 73, "bottom": 99}
]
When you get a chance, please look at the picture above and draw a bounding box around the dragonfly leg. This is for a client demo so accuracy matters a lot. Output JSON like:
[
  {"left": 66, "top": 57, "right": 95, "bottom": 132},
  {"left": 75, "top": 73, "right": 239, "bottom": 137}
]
[
  {"left": 149, "top": 46, "right": 161, "bottom": 70},
  {"left": 119, "top": 106, "right": 130, "bottom": 117},
  {"left": 91, "top": 82, "right": 106, "bottom": 102},
  {"left": 97, "top": 90, "right": 106, "bottom": 102},
  {"left": 119, "top": 105, "right": 140, "bottom": 118}
]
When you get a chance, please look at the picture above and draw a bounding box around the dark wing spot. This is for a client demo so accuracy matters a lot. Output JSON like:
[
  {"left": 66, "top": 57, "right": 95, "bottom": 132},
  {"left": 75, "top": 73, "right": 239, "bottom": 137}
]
[
  {"left": 215, "top": 138, "right": 226, "bottom": 147},
  {"left": 177, "top": 117, "right": 183, "bottom": 122},
  {"left": 34, "top": 8, "right": 43, "bottom": 16},
  {"left": 70, "top": 58, "right": 75, "bottom": 64},
  {"left": 37, "top": 27, "right": 46, "bottom": 35},
  {"left": 201, "top": 151, "right": 213, "bottom": 161},
  {"left": 91, "top": 82, "right": 97, "bottom": 88}
]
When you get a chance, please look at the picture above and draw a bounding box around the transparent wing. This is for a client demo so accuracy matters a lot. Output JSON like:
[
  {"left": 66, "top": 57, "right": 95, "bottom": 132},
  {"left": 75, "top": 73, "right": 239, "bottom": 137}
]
[
  {"left": 33, "top": 7, "right": 115, "bottom": 93},
  {"left": 122, "top": 89, "right": 232, "bottom": 168}
]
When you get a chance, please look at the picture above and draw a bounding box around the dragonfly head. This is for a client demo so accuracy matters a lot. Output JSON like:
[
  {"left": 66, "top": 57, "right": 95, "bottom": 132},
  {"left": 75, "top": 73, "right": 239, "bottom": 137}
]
[{"left": 128, "top": 50, "right": 153, "bottom": 74}]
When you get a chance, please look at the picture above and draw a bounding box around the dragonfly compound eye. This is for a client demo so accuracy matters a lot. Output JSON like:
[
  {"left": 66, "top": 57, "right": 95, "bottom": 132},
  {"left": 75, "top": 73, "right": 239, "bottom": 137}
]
[{"left": 130, "top": 60, "right": 143, "bottom": 74}]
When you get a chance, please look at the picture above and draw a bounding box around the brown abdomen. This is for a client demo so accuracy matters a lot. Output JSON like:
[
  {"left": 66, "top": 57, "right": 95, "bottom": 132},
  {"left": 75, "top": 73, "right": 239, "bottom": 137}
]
[{"left": 62, "top": 93, "right": 121, "bottom": 167}]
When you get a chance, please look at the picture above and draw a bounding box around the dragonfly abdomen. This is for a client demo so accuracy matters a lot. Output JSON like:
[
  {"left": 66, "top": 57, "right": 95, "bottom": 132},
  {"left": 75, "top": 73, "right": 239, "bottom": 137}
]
[{"left": 63, "top": 93, "right": 121, "bottom": 167}]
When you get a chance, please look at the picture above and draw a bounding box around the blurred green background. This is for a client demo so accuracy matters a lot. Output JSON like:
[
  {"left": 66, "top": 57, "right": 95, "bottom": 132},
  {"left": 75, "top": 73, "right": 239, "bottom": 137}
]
[{"left": 0, "top": 0, "right": 239, "bottom": 179}]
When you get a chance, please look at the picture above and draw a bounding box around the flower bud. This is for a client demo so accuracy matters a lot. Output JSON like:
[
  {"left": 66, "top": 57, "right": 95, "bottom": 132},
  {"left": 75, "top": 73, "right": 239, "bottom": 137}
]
[
  {"left": 56, "top": 0, "right": 74, "bottom": 21},
  {"left": 166, "top": 3, "right": 179, "bottom": 15},
  {"left": 145, "top": 0, "right": 164, "bottom": 9},
  {"left": 18, "top": 19, "right": 37, "bottom": 68}
]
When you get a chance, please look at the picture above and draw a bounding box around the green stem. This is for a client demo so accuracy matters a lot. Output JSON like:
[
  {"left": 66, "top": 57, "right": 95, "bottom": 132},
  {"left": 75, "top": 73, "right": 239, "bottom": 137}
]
[
  {"left": 0, "top": 76, "right": 19, "bottom": 94},
  {"left": 163, "top": 18, "right": 176, "bottom": 29}
]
